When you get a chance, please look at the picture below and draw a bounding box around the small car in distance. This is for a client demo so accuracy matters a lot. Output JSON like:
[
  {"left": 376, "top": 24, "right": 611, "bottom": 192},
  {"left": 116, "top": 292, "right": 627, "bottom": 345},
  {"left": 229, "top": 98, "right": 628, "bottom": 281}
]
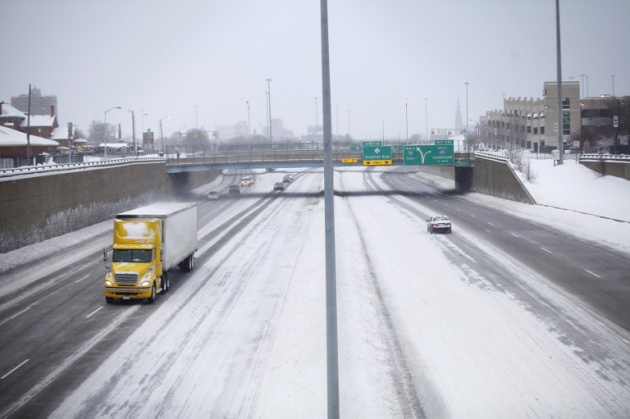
[
  {"left": 274, "top": 181, "right": 285, "bottom": 191},
  {"left": 207, "top": 191, "right": 219, "bottom": 200},
  {"left": 240, "top": 176, "right": 253, "bottom": 187},
  {"left": 427, "top": 215, "right": 452, "bottom": 234},
  {"left": 282, "top": 174, "right": 294, "bottom": 183},
  {"left": 228, "top": 185, "right": 241, "bottom": 195}
]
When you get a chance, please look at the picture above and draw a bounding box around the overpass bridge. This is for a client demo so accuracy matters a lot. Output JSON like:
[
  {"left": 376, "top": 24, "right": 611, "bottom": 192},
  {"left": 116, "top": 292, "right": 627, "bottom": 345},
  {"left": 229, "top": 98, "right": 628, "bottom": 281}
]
[{"left": 164, "top": 150, "right": 474, "bottom": 172}]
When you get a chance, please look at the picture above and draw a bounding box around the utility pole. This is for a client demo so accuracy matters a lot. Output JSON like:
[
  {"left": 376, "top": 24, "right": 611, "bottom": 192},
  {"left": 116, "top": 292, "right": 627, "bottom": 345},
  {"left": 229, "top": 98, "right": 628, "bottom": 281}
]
[
  {"left": 246, "top": 101, "right": 251, "bottom": 137},
  {"left": 320, "top": 0, "right": 339, "bottom": 415},
  {"left": 266, "top": 79, "right": 272, "bottom": 143},
  {"left": 555, "top": 0, "right": 564, "bottom": 164},
  {"left": 26, "top": 84, "right": 32, "bottom": 163}
]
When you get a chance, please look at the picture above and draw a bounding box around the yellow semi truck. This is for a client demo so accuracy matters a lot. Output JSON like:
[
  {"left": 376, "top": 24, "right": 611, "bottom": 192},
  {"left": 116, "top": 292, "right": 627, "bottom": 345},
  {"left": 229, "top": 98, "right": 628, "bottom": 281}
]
[{"left": 104, "top": 202, "right": 198, "bottom": 304}]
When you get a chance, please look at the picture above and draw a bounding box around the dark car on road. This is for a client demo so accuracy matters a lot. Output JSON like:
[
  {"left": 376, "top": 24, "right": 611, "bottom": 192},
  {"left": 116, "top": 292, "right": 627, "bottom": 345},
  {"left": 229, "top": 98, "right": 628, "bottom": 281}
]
[
  {"left": 274, "top": 181, "right": 285, "bottom": 191},
  {"left": 228, "top": 185, "right": 240, "bottom": 195},
  {"left": 427, "top": 215, "right": 452, "bottom": 234}
]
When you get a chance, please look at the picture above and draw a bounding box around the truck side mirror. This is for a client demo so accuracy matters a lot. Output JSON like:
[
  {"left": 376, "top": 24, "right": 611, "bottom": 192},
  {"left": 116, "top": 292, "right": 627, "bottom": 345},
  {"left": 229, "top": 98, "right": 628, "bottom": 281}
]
[{"left": 103, "top": 248, "right": 108, "bottom": 262}]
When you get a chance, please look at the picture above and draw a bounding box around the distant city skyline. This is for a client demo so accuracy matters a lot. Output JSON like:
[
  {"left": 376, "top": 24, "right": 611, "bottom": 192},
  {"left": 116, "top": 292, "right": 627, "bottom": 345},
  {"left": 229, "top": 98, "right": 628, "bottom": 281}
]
[{"left": 1, "top": 0, "right": 628, "bottom": 141}]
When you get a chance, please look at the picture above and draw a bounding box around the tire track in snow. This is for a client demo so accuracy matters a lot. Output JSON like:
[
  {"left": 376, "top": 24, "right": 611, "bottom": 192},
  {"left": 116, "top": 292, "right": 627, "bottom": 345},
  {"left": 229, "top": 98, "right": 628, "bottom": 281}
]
[{"left": 336, "top": 170, "right": 425, "bottom": 418}]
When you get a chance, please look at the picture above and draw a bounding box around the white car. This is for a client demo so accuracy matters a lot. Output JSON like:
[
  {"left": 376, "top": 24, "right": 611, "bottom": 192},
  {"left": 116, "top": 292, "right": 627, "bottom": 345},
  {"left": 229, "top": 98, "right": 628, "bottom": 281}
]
[
  {"left": 240, "top": 176, "right": 254, "bottom": 187},
  {"left": 207, "top": 191, "right": 219, "bottom": 200},
  {"left": 427, "top": 215, "right": 452, "bottom": 234}
]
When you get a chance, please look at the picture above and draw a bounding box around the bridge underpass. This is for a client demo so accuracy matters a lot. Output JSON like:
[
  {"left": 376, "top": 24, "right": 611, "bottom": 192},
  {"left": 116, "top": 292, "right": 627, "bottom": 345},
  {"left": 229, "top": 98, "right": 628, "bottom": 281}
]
[{"left": 165, "top": 151, "right": 475, "bottom": 192}]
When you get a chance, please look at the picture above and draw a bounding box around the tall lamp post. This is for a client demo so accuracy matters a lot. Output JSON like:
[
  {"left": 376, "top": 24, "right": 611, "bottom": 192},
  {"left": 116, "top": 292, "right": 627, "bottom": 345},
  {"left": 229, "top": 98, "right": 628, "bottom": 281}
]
[
  {"left": 128, "top": 110, "right": 137, "bottom": 157},
  {"left": 104, "top": 106, "right": 121, "bottom": 158},
  {"left": 266, "top": 78, "right": 272, "bottom": 144},
  {"left": 246, "top": 101, "right": 251, "bottom": 137},
  {"left": 424, "top": 97, "right": 429, "bottom": 141},
  {"left": 405, "top": 99, "right": 409, "bottom": 144},
  {"left": 465, "top": 82, "right": 469, "bottom": 156},
  {"left": 159, "top": 116, "right": 170, "bottom": 157},
  {"left": 555, "top": 0, "right": 564, "bottom": 164}
]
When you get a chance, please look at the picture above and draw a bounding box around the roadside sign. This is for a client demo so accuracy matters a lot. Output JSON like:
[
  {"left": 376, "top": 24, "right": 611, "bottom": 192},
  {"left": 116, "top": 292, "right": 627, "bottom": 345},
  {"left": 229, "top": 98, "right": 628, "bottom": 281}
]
[
  {"left": 403, "top": 141, "right": 454, "bottom": 166},
  {"left": 363, "top": 160, "right": 392, "bottom": 166},
  {"left": 455, "top": 160, "right": 472, "bottom": 167},
  {"left": 363, "top": 141, "right": 382, "bottom": 147},
  {"left": 341, "top": 158, "right": 358, "bottom": 163},
  {"left": 362, "top": 145, "right": 392, "bottom": 166}
]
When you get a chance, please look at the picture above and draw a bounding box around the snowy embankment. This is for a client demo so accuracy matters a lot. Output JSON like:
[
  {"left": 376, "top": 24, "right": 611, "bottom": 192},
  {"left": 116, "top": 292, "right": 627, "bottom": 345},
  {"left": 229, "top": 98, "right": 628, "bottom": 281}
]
[{"left": 46, "top": 166, "right": 630, "bottom": 417}]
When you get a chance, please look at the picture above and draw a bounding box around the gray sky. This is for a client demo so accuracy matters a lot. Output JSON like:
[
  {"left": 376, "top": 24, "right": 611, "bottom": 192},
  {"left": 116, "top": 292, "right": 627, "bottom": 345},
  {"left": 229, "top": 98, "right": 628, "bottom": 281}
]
[{"left": 2, "top": 0, "right": 629, "bottom": 141}]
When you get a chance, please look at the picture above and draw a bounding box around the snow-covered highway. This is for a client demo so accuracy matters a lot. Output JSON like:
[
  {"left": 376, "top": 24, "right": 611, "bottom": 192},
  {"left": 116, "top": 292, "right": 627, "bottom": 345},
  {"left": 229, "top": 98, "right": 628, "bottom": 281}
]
[{"left": 1, "top": 166, "right": 630, "bottom": 418}]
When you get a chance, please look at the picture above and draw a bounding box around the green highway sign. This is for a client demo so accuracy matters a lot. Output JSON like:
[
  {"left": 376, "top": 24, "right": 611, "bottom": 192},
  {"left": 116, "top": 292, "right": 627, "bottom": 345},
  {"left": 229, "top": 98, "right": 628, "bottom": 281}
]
[
  {"left": 403, "top": 141, "right": 454, "bottom": 166},
  {"left": 363, "top": 145, "right": 392, "bottom": 166},
  {"left": 363, "top": 141, "right": 382, "bottom": 147}
]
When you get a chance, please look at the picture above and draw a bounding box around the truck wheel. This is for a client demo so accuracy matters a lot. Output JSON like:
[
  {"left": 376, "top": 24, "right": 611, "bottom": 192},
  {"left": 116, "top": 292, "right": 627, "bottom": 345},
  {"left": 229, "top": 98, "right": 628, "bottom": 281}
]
[
  {"left": 180, "top": 254, "right": 194, "bottom": 272},
  {"left": 146, "top": 284, "right": 156, "bottom": 304},
  {"left": 160, "top": 273, "right": 169, "bottom": 294},
  {"left": 105, "top": 297, "right": 114, "bottom": 304}
]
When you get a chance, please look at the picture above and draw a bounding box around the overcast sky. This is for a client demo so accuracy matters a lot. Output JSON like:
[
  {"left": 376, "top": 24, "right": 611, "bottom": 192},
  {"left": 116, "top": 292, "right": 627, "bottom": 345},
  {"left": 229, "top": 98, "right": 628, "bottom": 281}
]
[{"left": 2, "top": 0, "right": 629, "bottom": 141}]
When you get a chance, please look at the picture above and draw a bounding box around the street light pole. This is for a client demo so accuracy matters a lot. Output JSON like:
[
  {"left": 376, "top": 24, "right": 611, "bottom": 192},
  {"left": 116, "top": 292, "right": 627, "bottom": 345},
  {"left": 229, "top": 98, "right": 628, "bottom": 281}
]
[
  {"left": 424, "top": 97, "right": 429, "bottom": 141},
  {"left": 465, "top": 82, "right": 469, "bottom": 155},
  {"left": 266, "top": 79, "right": 272, "bottom": 144},
  {"left": 104, "top": 106, "right": 121, "bottom": 158},
  {"left": 555, "top": 0, "right": 564, "bottom": 164},
  {"left": 320, "top": 0, "right": 340, "bottom": 414},
  {"left": 405, "top": 99, "right": 409, "bottom": 144},
  {"left": 246, "top": 101, "right": 251, "bottom": 137},
  {"left": 159, "top": 116, "right": 170, "bottom": 156},
  {"left": 129, "top": 110, "right": 137, "bottom": 157}
]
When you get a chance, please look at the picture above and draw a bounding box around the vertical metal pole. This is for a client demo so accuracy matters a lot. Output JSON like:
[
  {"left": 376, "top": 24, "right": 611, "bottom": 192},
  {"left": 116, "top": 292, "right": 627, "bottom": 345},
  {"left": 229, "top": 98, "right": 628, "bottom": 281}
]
[
  {"left": 159, "top": 119, "right": 164, "bottom": 155},
  {"left": 26, "top": 84, "right": 32, "bottom": 163},
  {"left": 267, "top": 79, "right": 273, "bottom": 144},
  {"left": 405, "top": 99, "right": 409, "bottom": 144},
  {"left": 104, "top": 110, "right": 108, "bottom": 159},
  {"left": 555, "top": 0, "right": 564, "bottom": 164},
  {"left": 247, "top": 101, "right": 251, "bottom": 137},
  {"left": 424, "top": 97, "right": 429, "bottom": 141},
  {"left": 131, "top": 110, "right": 137, "bottom": 157},
  {"left": 320, "top": 0, "right": 340, "bottom": 416},
  {"left": 465, "top": 82, "right": 469, "bottom": 155}
]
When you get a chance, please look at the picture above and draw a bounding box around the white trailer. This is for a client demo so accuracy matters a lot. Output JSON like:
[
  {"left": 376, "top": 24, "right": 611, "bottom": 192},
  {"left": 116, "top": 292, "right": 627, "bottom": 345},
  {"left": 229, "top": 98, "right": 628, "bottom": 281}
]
[{"left": 115, "top": 202, "right": 198, "bottom": 272}]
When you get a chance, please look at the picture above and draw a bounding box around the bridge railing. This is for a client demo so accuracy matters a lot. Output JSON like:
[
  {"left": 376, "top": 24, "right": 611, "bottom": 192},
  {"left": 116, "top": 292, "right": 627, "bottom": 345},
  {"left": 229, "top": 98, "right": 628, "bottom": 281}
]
[{"left": 0, "top": 156, "right": 164, "bottom": 178}]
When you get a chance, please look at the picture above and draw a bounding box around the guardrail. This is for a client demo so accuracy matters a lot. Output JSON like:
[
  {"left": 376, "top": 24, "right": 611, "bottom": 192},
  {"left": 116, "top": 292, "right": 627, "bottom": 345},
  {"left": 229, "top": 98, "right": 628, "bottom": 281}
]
[
  {"left": 580, "top": 154, "right": 630, "bottom": 161},
  {"left": 0, "top": 156, "right": 164, "bottom": 179}
]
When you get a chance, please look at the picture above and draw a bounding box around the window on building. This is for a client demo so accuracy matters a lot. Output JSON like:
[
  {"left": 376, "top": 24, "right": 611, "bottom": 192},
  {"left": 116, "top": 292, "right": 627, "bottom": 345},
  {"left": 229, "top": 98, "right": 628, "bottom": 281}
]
[
  {"left": 541, "top": 127, "right": 545, "bottom": 135},
  {"left": 527, "top": 126, "right": 532, "bottom": 134},
  {"left": 563, "top": 110, "right": 570, "bottom": 135},
  {"left": 534, "top": 127, "right": 538, "bottom": 134},
  {"left": 564, "top": 98, "right": 571, "bottom": 109}
]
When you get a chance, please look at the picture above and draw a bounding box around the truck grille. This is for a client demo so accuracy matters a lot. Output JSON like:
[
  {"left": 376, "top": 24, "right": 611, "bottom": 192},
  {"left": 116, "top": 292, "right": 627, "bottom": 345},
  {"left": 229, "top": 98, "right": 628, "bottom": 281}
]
[{"left": 115, "top": 272, "right": 139, "bottom": 285}]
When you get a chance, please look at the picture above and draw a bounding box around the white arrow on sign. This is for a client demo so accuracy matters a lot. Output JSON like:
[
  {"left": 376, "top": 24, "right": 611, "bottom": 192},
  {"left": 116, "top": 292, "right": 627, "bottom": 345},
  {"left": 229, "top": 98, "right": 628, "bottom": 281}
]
[{"left": 416, "top": 147, "right": 432, "bottom": 164}]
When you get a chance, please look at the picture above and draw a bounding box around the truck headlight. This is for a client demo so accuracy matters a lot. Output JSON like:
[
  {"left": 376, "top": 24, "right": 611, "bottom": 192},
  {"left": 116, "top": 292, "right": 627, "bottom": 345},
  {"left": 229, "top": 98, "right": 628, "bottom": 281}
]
[
  {"left": 140, "top": 271, "right": 154, "bottom": 287},
  {"left": 105, "top": 280, "right": 113, "bottom": 286}
]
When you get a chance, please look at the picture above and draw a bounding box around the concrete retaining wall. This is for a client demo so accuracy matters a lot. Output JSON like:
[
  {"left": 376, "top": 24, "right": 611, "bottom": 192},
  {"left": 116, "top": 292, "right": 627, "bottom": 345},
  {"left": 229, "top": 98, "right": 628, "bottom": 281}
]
[
  {"left": 472, "top": 154, "right": 535, "bottom": 204},
  {"left": 579, "top": 156, "right": 630, "bottom": 181},
  {"left": 0, "top": 161, "right": 222, "bottom": 253}
]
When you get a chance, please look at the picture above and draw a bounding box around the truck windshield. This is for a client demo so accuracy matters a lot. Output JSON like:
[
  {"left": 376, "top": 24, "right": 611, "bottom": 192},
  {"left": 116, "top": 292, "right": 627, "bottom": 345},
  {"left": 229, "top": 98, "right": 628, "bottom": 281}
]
[{"left": 113, "top": 249, "right": 153, "bottom": 263}]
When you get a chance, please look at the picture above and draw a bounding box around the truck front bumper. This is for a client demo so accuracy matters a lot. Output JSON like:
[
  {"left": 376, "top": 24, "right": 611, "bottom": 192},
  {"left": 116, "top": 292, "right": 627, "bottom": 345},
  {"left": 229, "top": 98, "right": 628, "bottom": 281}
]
[{"left": 105, "top": 286, "right": 152, "bottom": 300}]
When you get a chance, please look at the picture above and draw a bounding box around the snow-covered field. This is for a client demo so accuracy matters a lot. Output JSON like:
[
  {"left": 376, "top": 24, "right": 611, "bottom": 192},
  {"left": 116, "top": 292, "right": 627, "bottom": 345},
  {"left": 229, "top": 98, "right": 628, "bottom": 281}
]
[{"left": 2, "top": 158, "right": 630, "bottom": 417}]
